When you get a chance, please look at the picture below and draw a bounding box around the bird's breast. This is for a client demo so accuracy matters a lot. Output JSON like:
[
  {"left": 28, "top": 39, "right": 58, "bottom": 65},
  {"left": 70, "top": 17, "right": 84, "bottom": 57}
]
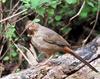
[{"left": 31, "top": 31, "right": 63, "bottom": 54}]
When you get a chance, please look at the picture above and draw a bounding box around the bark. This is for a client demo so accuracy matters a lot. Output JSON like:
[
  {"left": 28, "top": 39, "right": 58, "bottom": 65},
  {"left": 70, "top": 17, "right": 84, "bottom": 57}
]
[{"left": 1, "top": 36, "right": 100, "bottom": 79}]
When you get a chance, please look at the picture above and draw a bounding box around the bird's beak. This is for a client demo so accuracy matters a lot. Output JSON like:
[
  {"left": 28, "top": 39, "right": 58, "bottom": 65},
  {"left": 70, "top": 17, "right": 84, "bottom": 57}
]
[{"left": 26, "top": 21, "right": 39, "bottom": 36}]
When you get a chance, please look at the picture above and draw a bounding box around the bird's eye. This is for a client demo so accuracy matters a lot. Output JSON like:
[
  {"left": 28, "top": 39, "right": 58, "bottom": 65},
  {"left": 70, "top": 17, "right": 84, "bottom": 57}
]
[
  {"left": 28, "top": 25, "right": 37, "bottom": 31},
  {"left": 27, "top": 27, "right": 35, "bottom": 35}
]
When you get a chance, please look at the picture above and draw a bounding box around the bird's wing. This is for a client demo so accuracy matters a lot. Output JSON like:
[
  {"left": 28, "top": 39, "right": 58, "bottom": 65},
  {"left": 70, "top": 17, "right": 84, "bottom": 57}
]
[{"left": 43, "top": 30, "right": 70, "bottom": 47}]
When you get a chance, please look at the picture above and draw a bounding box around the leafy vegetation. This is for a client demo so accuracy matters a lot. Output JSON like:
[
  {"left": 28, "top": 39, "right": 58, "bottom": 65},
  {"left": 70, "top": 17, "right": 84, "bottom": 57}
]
[{"left": 0, "top": 0, "right": 99, "bottom": 76}]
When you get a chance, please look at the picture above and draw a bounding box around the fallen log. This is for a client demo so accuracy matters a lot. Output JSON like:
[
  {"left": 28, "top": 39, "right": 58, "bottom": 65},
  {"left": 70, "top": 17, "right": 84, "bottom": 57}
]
[{"left": 1, "top": 36, "right": 100, "bottom": 79}]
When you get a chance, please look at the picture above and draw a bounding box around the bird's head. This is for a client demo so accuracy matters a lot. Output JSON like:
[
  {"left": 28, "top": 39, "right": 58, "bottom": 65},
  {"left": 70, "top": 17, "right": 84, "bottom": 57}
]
[{"left": 26, "top": 21, "right": 39, "bottom": 36}]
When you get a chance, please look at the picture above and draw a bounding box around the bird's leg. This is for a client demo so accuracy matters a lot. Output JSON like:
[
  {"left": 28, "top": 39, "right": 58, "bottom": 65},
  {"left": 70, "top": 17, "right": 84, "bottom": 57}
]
[
  {"left": 45, "top": 55, "right": 54, "bottom": 64},
  {"left": 39, "top": 55, "right": 54, "bottom": 66}
]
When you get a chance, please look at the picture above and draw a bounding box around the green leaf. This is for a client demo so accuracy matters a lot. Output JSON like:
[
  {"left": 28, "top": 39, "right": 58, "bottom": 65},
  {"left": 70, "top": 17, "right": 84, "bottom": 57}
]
[
  {"left": 50, "top": 1, "right": 57, "bottom": 8},
  {"left": 21, "top": 0, "right": 30, "bottom": 3},
  {"left": 87, "top": 2, "right": 94, "bottom": 7},
  {"left": 3, "top": 56, "right": 9, "bottom": 61},
  {"left": 36, "top": 7, "right": 45, "bottom": 16},
  {"left": 16, "top": 68, "right": 20, "bottom": 72},
  {"left": 92, "top": 6, "right": 98, "bottom": 12},
  {"left": 30, "top": 0, "right": 41, "bottom": 9},
  {"left": 47, "top": 8, "right": 54, "bottom": 16},
  {"left": 11, "top": 51, "right": 17, "bottom": 57},
  {"left": 80, "top": 5, "right": 91, "bottom": 19},
  {"left": 65, "top": 0, "right": 77, "bottom": 4},
  {"left": 33, "top": 19, "right": 40, "bottom": 23},
  {"left": 21, "top": 0, "right": 30, "bottom": 8},
  {"left": 80, "top": 11, "right": 88, "bottom": 18},
  {"left": 40, "top": 0, "right": 50, "bottom": 4},
  {"left": 1, "top": 0, "right": 6, "bottom": 3},
  {"left": 62, "top": 27, "right": 71, "bottom": 34},
  {"left": 5, "top": 25, "right": 16, "bottom": 40},
  {"left": 55, "top": 15, "right": 62, "bottom": 21},
  {"left": 24, "top": 3, "right": 30, "bottom": 8}
]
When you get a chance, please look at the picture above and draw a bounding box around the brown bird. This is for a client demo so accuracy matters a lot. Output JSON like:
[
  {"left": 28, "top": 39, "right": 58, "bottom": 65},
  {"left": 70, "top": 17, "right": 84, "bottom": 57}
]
[{"left": 26, "top": 20, "right": 98, "bottom": 72}]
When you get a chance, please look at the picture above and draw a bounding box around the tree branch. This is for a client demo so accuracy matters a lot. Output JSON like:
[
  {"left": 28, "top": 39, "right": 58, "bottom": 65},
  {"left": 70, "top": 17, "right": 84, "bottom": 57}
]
[{"left": 0, "top": 9, "right": 27, "bottom": 23}]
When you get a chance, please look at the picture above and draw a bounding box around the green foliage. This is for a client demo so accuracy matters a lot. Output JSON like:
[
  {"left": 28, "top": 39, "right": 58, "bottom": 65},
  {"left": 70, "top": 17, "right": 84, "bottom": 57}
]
[
  {"left": 0, "top": 0, "right": 6, "bottom": 3},
  {"left": 21, "top": 0, "right": 30, "bottom": 8},
  {"left": 3, "top": 24, "right": 18, "bottom": 62},
  {"left": 32, "top": 18, "right": 40, "bottom": 23},
  {"left": 47, "top": 8, "right": 55, "bottom": 16},
  {"left": 2, "top": 0, "right": 98, "bottom": 56},
  {"left": 3, "top": 56, "right": 9, "bottom": 61},
  {"left": 3, "top": 49, "right": 18, "bottom": 61},
  {"left": 65, "top": 0, "right": 77, "bottom": 4},
  {"left": 10, "top": 50, "right": 18, "bottom": 57},
  {"left": 61, "top": 27, "right": 72, "bottom": 34},
  {"left": 80, "top": 0, "right": 98, "bottom": 19},
  {"left": 2, "top": 43, "right": 18, "bottom": 62},
  {"left": 87, "top": 1, "right": 94, "bottom": 7},
  {"left": 5, "top": 24, "right": 16, "bottom": 41},
  {"left": 21, "top": 0, "right": 98, "bottom": 23},
  {"left": 21, "top": 0, "right": 50, "bottom": 9},
  {"left": 36, "top": 7, "right": 45, "bottom": 16},
  {"left": 55, "top": 15, "right": 62, "bottom": 21},
  {"left": 0, "top": 0, "right": 98, "bottom": 75},
  {"left": 30, "top": 0, "right": 41, "bottom": 9}
]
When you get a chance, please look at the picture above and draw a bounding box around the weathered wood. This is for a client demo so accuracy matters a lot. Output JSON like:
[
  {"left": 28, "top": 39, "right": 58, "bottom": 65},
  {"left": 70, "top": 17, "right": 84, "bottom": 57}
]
[{"left": 1, "top": 36, "right": 100, "bottom": 79}]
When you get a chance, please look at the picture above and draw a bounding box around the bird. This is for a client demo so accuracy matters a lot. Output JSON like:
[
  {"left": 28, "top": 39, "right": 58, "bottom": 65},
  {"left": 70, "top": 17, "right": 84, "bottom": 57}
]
[{"left": 25, "top": 20, "right": 98, "bottom": 72}]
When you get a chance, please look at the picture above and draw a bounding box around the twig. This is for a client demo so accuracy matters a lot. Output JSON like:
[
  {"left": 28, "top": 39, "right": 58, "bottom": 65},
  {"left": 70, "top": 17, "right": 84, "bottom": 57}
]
[
  {"left": 0, "top": 46, "right": 9, "bottom": 60},
  {"left": 11, "top": 53, "right": 22, "bottom": 73},
  {"left": 19, "top": 19, "right": 33, "bottom": 36},
  {"left": 29, "top": 43, "right": 38, "bottom": 61},
  {"left": 1, "top": 36, "right": 100, "bottom": 79},
  {"left": 13, "top": 42, "right": 33, "bottom": 65},
  {"left": 69, "top": 0, "right": 85, "bottom": 22},
  {"left": 60, "top": 1, "right": 85, "bottom": 32},
  {"left": 18, "top": 14, "right": 39, "bottom": 36},
  {"left": 0, "top": 45, "right": 4, "bottom": 56},
  {"left": 8, "top": 0, "right": 20, "bottom": 15},
  {"left": 44, "top": 12, "right": 48, "bottom": 26},
  {"left": 9, "top": 0, "right": 13, "bottom": 13},
  {"left": 0, "top": 9, "right": 27, "bottom": 23},
  {"left": 0, "top": 1, "right": 3, "bottom": 33},
  {"left": 18, "top": 44, "right": 38, "bottom": 66},
  {"left": 12, "top": 12, "right": 33, "bottom": 24},
  {"left": 82, "top": 0, "right": 99, "bottom": 46},
  {"left": 12, "top": 5, "right": 23, "bottom": 15}
]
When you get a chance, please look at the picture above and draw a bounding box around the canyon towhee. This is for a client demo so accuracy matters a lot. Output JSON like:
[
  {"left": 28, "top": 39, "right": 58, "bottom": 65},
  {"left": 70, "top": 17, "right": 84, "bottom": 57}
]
[{"left": 26, "top": 20, "right": 98, "bottom": 72}]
